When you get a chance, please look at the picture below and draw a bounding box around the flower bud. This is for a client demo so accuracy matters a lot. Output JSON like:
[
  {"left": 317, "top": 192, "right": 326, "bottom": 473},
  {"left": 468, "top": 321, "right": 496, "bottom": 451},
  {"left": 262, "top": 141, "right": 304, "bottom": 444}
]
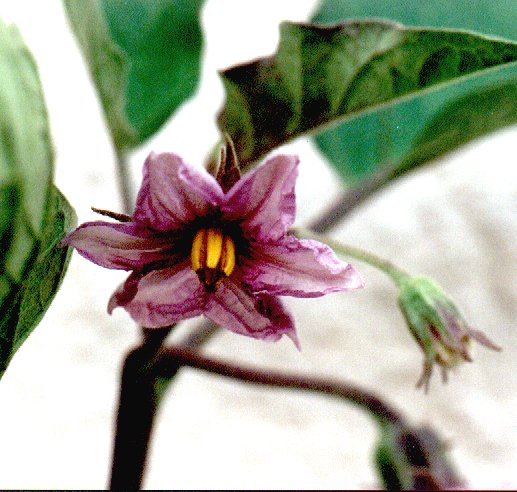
[
  {"left": 375, "top": 423, "right": 464, "bottom": 490},
  {"left": 397, "top": 276, "right": 501, "bottom": 390}
]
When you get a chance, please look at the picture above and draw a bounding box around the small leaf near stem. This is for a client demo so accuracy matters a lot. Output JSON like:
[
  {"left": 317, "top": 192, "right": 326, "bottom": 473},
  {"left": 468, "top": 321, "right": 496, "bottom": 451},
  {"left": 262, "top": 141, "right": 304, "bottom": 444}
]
[{"left": 291, "top": 226, "right": 409, "bottom": 286}]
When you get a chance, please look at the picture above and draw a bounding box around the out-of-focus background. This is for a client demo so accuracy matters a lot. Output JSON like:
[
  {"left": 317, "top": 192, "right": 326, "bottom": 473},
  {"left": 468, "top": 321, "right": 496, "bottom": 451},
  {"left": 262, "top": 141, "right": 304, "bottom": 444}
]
[{"left": 0, "top": 0, "right": 515, "bottom": 489}]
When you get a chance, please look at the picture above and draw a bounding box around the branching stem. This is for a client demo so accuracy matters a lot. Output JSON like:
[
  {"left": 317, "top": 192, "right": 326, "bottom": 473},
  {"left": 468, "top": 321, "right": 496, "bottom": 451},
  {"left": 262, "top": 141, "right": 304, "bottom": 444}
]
[{"left": 155, "top": 345, "right": 406, "bottom": 426}]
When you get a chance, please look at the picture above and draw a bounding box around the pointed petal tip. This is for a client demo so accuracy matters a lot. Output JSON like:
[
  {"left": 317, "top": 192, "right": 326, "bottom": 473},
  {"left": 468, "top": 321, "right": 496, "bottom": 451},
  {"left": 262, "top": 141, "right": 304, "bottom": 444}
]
[
  {"left": 107, "top": 297, "right": 117, "bottom": 315},
  {"left": 345, "top": 263, "right": 365, "bottom": 290},
  {"left": 286, "top": 329, "right": 302, "bottom": 351}
]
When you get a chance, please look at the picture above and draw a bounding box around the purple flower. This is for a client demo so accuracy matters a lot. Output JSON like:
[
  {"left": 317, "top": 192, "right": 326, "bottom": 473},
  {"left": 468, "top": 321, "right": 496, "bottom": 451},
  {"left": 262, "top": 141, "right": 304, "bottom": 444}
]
[{"left": 63, "top": 152, "right": 363, "bottom": 347}]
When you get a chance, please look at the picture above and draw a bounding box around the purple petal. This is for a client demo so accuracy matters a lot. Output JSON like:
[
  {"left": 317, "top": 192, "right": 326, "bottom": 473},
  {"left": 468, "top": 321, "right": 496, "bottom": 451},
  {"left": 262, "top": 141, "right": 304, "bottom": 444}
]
[
  {"left": 133, "top": 152, "right": 224, "bottom": 231},
  {"left": 222, "top": 154, "right": 299, "bottom": 241},
  {"left": 241, "top": 235, "right": 364, "bottom": 298},
  {"left": 62, "top": 221, "right": 176, "bottom": 270},
  {"left": 110, "top": 261, "right": 206, "bottom": 327},
  {"left": 204, "top": 279, "right": 299, "bottom": 346}
]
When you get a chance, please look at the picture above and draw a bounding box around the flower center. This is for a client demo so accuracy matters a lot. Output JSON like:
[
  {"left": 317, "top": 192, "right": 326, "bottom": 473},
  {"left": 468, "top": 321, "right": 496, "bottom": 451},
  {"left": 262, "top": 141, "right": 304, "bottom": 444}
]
[{"left": 191, "top": 227, "right": 236, "bottom": 290}]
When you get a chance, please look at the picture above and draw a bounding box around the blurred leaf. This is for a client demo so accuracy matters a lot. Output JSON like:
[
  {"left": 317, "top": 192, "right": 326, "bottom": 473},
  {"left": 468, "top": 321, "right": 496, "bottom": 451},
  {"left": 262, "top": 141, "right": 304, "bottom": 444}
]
[
  {"left": 0, "top": 20, "right": 76, "bottom": 378},
  {"left": 217, "top": 21, "right": 517, "bottom": 171},
  {"left": 312, "top": 0, "right": 517, "bottom": 183},
  {"left": 64, "top": 0, "right": 205, "bottom": 151},
  {"left": 64, "top": 0, "right": 136, "bottom": 151},
  {"left": 312, "top": 0, "right": 516, "bottom": 40}
]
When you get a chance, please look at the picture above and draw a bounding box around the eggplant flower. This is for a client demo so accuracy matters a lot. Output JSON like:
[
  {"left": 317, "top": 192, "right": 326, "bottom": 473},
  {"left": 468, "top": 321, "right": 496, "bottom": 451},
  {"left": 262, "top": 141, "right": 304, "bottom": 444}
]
[{"left": 62, "top": 152, "right": 363, "bottom": 347}]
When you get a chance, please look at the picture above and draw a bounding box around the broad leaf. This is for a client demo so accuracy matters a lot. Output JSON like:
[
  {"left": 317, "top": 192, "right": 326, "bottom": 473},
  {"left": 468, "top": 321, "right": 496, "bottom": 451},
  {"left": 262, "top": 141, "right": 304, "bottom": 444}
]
[
  {"left": 0, "top": 21, "right": 76, "bottom": 378},
  {"left": 312, "top": 0, "right": 516, "bottom": 41},
  {"left": 314, "top": 63, "right": 517, "bottom": 183},
  {"left": 64, "top": 0, "right": 205, "bottom": 151},
  {"left": 217, "top": 21, "right": 517, "bottom": 172},
  {"left": 393, "top": 79, "right": 517, "bottom": 178},
  {"left": 312, "top": 0, "right": 517, "bottom": 183}
]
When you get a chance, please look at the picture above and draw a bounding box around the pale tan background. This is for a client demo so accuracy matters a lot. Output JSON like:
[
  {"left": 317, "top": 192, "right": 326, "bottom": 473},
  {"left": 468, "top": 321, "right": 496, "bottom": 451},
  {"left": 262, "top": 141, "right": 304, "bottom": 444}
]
[{"left": 0, "top": 1, "right": 515, "bottom": 489}]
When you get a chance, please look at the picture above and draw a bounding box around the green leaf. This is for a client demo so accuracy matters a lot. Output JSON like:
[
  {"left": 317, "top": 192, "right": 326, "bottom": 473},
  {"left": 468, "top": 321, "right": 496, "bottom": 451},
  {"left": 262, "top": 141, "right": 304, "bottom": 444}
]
[
  {"left": 312, "top": 0, "right": 517, "bottom": 183},
  {"left": 312, "top": 0, "right": 516, "bottom": 40},
  {"left": 0, "top": 20, "right": 76, "bottom": 378},
  {"left": 64, "top": 0, "right": 205, "bottom": 151},
  {"left": 0, "top": 188, "right": 76, "bottom": 379},
  {"left": 393, "top": 79, "right": 517, "bottom": 178},
  {"left": 63, "top": 0, "right": 136, "bottom": 152},
  {"left": 217, "top": 20, "right": 517, "bottom": 170}
]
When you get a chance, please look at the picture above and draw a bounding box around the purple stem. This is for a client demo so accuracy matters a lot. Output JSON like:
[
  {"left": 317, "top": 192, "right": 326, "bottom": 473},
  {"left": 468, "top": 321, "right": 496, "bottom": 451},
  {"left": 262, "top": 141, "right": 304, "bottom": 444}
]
[
  {"left": 156, "top": 345, "right": 406, "bottom": 426},
  {"left": 109, "top": 327, "right": 171, "bottom": 490}
]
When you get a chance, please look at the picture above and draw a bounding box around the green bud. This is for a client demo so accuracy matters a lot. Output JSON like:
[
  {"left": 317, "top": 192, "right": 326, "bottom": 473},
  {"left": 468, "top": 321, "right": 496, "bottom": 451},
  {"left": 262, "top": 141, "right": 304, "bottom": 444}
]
[{"left": 398, "top": 276, "right": 500, "bottom": 390}]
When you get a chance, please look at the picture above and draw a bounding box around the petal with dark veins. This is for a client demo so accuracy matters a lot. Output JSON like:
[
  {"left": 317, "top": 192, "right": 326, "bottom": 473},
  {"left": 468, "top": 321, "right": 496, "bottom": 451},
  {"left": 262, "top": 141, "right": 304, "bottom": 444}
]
[
  {"left": 62, "top": 221, "right": 176, "bottom": 270},
  {"left": 242, "top": 235, "right": 364, "bottom": 298},
  {"left": 133, "top": 152, "right": 223, "bottom": 231},
  {"left": 204, "top": 279, "right": 298, "bottom": 346},
  {"left": 113, "top": 261, "right": 206, "bottom": 328},
  {"left": 222, "top": 155, "right": 299, "bottom": 242}
]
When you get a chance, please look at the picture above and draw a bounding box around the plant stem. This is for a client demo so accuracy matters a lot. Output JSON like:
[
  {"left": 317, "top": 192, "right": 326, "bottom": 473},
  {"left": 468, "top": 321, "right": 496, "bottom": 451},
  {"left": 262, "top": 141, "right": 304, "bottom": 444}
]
[
  {"left": 292, "top": 226, "right": 409, "bottom": 286},
  {"left": 115, "top": 150, "right": 134, "bottom": 215},
  {"left": 308, "top": 170, "right": 391, "bottom": 233},
  {"left": 155, "top": 345, "right": 406, "bottom": 426},
  {"left": 110, "top": 327, "right": 171, "bottom": 490}
]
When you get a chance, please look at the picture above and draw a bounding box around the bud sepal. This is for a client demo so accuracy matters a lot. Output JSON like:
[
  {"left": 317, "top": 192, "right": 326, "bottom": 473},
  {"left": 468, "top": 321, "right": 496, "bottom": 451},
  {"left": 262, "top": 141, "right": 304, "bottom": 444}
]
[{"left": 398, "top": 276, "right": 501, "bottom": 390}]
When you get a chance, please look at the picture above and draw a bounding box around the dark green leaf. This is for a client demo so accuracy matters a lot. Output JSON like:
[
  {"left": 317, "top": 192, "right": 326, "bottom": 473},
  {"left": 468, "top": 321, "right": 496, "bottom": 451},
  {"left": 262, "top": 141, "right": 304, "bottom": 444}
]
[
  {"left": 0, "top": 20, "right": 76, "bottom": 378},
  {"left": 0, "top": 188, "right": 76, "bottom": 378},
  {"left": 217, "top": 21, "right": 517, "bottom": 170},
  {"left": 314, "top": 63, "right": 517, "bottom": 183},
  {"left": 312, "top": 0, "right": 517, "bottom": 183},
  {"left": 64, "top": 0, "right": 205, "bottom": 151}
]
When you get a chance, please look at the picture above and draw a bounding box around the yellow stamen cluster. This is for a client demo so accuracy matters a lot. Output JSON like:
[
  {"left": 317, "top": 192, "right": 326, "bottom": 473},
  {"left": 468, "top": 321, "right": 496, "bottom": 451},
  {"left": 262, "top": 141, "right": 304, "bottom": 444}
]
[{"left": 191, "top": 228, "right": 236, "bottom": 289}]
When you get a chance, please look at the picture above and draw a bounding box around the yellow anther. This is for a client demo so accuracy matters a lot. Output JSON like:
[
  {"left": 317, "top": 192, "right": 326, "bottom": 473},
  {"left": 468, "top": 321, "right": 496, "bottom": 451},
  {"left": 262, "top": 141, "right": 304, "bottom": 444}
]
[
  {"left": 191, "top": 229, "right": 206, "bottom": 272},
  {"left": 205, "top": 228, "right": 223, "bottom": 269},
  {"left": 190, "top": 227, "right": 236, "bottom": 288},
  {"left": 220, "top": 234, "right": 236, "bottom": 277}
]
